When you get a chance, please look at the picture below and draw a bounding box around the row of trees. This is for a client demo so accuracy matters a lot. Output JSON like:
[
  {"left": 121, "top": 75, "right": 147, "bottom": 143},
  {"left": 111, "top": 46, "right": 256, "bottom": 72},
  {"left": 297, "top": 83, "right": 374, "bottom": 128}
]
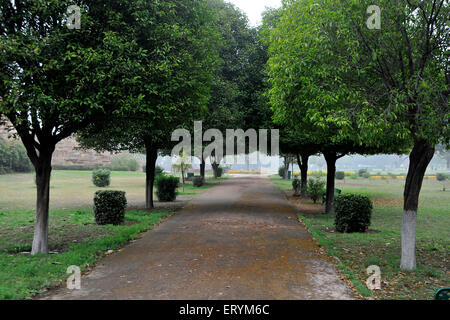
[
  {"left": 0, "top": 136, "right": 33, "bottom": 174},
  {"left": 0, "top": 0, "right": 269, "bottom": 254},
  {"left": 262, "top": 0, "right": 448, "bottom": 271}
]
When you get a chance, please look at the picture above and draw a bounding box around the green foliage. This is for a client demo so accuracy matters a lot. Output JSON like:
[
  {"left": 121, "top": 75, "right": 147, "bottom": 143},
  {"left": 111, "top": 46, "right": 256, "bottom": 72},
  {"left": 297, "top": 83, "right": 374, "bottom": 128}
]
[
  {"left": 358, "top": 169, "right": 368, "bottom": 177},
  {"left": 362, "top": 172, "right": 371, "bottom": 179},
  {"left": 307, "top": 178, "right": 325, "bottom": 204},
  {"left": 193, "top": 176, "right": 205, "bottom": 187},
  {"left": 93, "top": 191, "right": 127, "bottom": 225},
  {"left": 0, "top": 138, "right": 32, "bottom": 174},
  {"left": 334, "top": 194, "right": 373, "bottom": 233},
  {"left": 278, "top": 166, "right": 285, "bottom": 178},
  {"left": 92, "top": 170, "right": 111, "bottom": 188},
  {"left": 156, "top": 176, "right": 179, "bottom": 202},
  {"left": 436, "top": 173, "right": 446, "bottom": 182},
  {"left": 111, "top": 154, "right": 140, "bottom": 172},
  {"left": 336, "top": 171, "right": 345, "bottom": 180}
]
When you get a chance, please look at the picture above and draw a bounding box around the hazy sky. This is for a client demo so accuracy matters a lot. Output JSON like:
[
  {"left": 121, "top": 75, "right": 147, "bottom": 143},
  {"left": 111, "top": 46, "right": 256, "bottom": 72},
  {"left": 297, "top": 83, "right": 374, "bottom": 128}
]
[{"left": 227, "top": 0, "right": 282, "bottom": 26}]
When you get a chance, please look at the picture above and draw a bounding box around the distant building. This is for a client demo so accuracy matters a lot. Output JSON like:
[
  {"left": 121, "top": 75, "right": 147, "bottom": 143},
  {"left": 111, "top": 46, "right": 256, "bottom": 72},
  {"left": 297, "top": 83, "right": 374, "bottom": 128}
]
[{"left": 0, "top": 119, "right": 111, "bottom": 167}]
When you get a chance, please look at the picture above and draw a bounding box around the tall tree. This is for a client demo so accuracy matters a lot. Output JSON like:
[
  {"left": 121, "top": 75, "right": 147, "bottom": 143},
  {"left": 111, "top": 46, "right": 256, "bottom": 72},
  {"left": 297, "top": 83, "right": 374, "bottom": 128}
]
[
  {"left": 334, "top": 0, "right": 449, "bottom": 270},
  {"left": 264, "top": 0, "right": 409, "bottom": 215},
  {"left": 196, "top": 0, "right": 271, "bottom": 176},
  {"left": 78, "top": 0, "right": 219, "bottom": 209},
  {"left": 0, "top": 0, "right": 139, "bottom": 254}
]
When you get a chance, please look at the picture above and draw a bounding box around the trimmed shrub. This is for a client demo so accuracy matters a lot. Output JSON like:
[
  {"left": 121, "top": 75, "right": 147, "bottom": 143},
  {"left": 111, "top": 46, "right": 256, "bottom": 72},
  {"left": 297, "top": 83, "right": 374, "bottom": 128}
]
[
  {"left": 307, "top": 178, "right": 325, "bottom": 204},
  {"left": 93, "top": 191, "right": 127, "bottom": 225},
  {"left": 362, "top": 172, "right": 371, "bottom": 179},
  {"left": 278, "top": 166, "right": 285, "bottom": 178},
  {"left": 156, "top": 176, "right": 179, "bottom": 202},
  {"left": 336, "top": 171, "right": 345, "bottom": 180},
  {"left": 193, "top": 176, "right": 204, "bottom": 187},
  {"left": 436, "top": 173, "right": 446, "bottom": 182},
  {"left": 92, "top": 169, "right": 111, "bottom": 187},
  {"left": 334, "top": 194, "right": 373, "bottom": 233},
  {"left": 358, "top": 168, "right": 368, "bottom": 177}
]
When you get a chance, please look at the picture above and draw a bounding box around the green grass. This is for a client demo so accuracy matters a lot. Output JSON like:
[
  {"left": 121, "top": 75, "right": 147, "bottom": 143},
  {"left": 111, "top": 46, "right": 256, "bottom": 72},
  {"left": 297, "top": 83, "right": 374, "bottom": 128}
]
[
  {"left": 0, "top": 208, "right": 172, "bottom": 299},
  {"left": 271, "top": 175, "right": 450, "bottom": 300},
  {"left": 0, "top": 170, "right": 228, "bottom": 300}
]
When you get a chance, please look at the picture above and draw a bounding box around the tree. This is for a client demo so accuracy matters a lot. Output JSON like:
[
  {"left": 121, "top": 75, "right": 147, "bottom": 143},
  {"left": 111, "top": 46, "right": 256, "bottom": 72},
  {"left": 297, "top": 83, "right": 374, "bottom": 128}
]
[
  {"left": 333, "top": 0, "right": 449, "bottom": 270},
  {"left": 195, "top": 0, "right": 272, "bottom": 178},
  {"left": 0, "top": 0, "right": 139, "bottom": 254},
  {"left": 172, "top": 152, "right": 192, "bottom": 192},
  {"left": 264, "top": 0, "right": 410, "bottom": 215},
  {"left": 78, "top": 0, "right": 219, "bottom": 209}
]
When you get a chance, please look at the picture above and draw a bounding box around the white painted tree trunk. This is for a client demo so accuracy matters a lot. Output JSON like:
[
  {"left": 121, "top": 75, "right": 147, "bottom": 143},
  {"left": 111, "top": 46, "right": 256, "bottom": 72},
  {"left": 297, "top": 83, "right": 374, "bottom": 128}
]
[{"left": 401, "top": 210, "right": 417, "bottom": 270}]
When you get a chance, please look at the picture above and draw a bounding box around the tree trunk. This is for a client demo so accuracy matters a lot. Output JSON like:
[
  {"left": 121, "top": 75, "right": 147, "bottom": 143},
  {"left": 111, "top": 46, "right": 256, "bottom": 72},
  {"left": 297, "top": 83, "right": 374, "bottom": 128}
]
[
  {"left": 31, "top": 152, "right": 53, "bottom": 255},
  {"left": 401, "top": 140, "right": 435, "bottom": 271},
  {"left": 284, "top": 157, "right": 289, "bottom": 180},
  {"left": 181, "top": 167, "right": 185, "bottom": 192},
  {"left": 212, "top": 162, "right": 220, "bottom": 179},
  {"left": 297, "top": 153, "right": 309, "bottom": 197},
  {"left": 145, "top": 144, "right": 158, "bottom": 210},
  {"left": 200, "top": 158, "right": 206, "bottom": 179},
  {"left": 323, "top": 151, "right": 337, "bottom": 215}
]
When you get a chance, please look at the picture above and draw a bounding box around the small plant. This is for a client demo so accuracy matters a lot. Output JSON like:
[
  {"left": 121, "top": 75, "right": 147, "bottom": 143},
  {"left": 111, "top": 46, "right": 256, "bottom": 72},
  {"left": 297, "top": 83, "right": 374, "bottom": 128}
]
[
  {"left": 334, "top": 194, "right": 373, "bottom": 233},
  {"left": 216, "top": 166, "right": 223, "bottom": 178},
  {"left": 93, "top": 190, "right": 127, "bottom": 225},
  {"left": 292, "top": 178, "right": 301, "bottom": 196},
  {"left": 156, "top": 176, "right": 179, "bottom": 202},
  {"left": 307, "top": 178, "right": 325, "bottom": 204},
  {"left": 336, "top": 171, "right": 345, "bottom": 180},
  {"left": 193, "top": 176, "right": 205, "bottom": 187},
  {"left": 92, "top": 169, "right": 111, "bottom": 187}
]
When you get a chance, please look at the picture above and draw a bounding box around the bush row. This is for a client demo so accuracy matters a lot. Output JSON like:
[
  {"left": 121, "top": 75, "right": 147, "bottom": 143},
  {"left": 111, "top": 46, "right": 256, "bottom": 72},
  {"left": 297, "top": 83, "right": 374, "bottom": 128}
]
[{"left": 0, "top": 137, "right": 33, "bottom": 174}]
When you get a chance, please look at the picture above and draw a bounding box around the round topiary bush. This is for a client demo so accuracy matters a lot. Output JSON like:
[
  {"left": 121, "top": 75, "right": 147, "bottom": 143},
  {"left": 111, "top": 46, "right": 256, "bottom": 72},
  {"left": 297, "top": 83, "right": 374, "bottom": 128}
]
[
  {"left": 93, "top": 190, "right": 127, "bottom": 225},
  {"left": 334, "top": 194, "right": 373, "bottom": 233},
  {"left": 336, "top": 171, "right": 345, "bottom": 180},
  {"left": 436, "top": 173, "right": 446, "bottom": 182},
  {"left": 156, "top": 176, "right": 179, "bottom": 202},
  {"left": 92, "top": 169, "right": 111, "bottom": 187},
  {"left": 193, "top": 176, "right": 204, "bottom": 187}
]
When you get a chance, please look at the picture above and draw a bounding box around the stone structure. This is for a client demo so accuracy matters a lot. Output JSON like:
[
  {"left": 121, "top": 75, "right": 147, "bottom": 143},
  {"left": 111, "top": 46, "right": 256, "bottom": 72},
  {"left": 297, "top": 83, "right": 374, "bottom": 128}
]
[
  {"left": 0, "top": 119, "right": 111, "bottom": 167},
  {"left": 52, "top": 136, "right": 111, "bottom": 167}
]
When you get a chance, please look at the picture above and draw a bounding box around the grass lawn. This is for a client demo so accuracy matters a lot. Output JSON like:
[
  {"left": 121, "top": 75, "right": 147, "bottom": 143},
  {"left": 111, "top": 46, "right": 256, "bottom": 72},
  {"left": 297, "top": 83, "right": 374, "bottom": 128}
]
[
  {"left": 0, "top": 170, "right": 227, "bottom": 300},
  {"left": 271, "top": 175, "right": 449, "bottom": 300}
]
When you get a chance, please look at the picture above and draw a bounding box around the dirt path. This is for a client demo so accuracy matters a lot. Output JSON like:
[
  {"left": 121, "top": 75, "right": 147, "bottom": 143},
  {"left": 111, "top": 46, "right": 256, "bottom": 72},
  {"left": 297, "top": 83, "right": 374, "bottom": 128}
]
[{"left": 43, "top": 175, "right": 354, "bottom": 300}]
